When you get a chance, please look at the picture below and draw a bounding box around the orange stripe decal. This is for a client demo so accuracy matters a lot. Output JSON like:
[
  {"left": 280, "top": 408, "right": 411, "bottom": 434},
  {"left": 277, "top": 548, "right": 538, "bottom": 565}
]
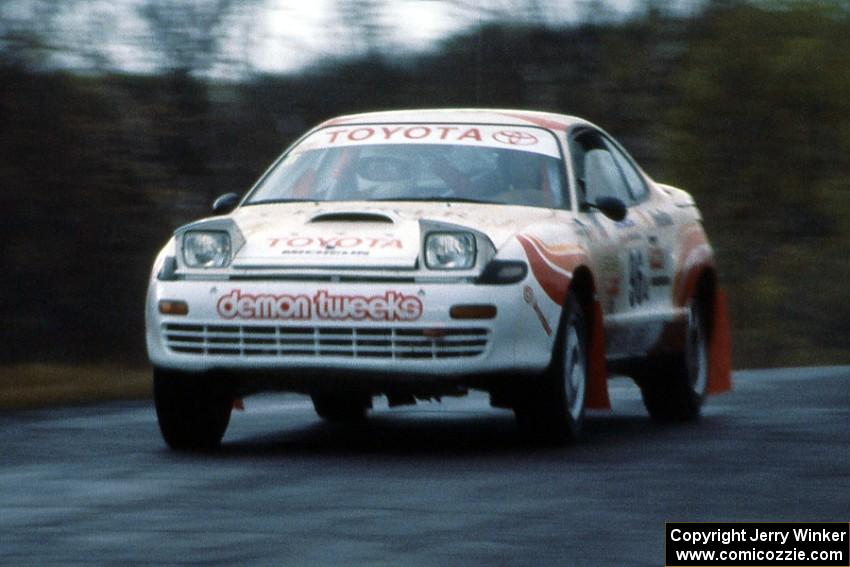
[
  {"left": 526, "top": 235, "right": 584, "bottom": 273},
  {"left": 672, "top": 224, "right": 713, "bottom": 307},
  {"left": 517, "top": 234, "right": 570, "bottom": 305},
  {"left": 494, "top": 111, "right": 571, "bottom": 131}
]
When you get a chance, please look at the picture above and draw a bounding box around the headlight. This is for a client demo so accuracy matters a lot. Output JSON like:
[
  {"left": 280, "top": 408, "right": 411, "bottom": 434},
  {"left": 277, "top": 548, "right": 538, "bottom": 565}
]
[
  {"left": 425, "top": 232, "right": 476, "bottom": 270},
  {"left": 183, "top": 231, "right": 231, "bottom": 268}
]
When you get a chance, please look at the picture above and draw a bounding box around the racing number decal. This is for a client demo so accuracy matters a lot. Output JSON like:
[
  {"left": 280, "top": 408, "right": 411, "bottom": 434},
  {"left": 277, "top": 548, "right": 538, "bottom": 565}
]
[{"left": 628, "top": 250, "right": 650, "bottom": 307}]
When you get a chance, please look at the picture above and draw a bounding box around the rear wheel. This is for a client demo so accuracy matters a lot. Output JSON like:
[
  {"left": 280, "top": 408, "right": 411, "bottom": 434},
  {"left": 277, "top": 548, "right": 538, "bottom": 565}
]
[
  {"left": 514, "top": 293, "right": 587, "bottom": 444},
  {"left": 311, "top": 393, "right": 371, "bottom": 423},
  {"left": 154, "top": 368, "right": 233, "bottom": 451},
  {"left": 639, "top": 298, "right": 708, "bottom": 420}
]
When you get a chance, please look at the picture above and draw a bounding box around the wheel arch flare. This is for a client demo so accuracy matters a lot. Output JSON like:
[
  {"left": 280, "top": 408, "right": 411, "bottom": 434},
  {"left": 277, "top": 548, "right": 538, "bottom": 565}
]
[
  {"left": 671, "top": 224, "right": 732, "bottom": 396},
  {"left": 514, "top": 232, "right": 611, "bottom": 410}
]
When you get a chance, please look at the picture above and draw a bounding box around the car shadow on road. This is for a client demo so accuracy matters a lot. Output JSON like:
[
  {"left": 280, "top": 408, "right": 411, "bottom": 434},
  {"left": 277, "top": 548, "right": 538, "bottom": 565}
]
[{"left": 210, "top": 409, "right": 714, "bottom": 460}]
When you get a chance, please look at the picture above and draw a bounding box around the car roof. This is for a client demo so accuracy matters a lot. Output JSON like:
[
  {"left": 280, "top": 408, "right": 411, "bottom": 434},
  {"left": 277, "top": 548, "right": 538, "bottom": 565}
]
[{"left": 318, "top": 108, "right": 594, "bottom": 133}]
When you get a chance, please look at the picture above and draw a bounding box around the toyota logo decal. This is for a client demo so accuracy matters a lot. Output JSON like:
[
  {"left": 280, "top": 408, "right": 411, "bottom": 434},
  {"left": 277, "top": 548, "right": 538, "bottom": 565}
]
[{"left": 493, "top": 130, "right": 538, "bottom": 145}]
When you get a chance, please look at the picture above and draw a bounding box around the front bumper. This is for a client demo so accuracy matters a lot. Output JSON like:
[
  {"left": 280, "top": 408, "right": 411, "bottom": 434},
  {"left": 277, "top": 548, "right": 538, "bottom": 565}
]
[{"left": 146, "top": 279, "right": 554, "bottom": 379}]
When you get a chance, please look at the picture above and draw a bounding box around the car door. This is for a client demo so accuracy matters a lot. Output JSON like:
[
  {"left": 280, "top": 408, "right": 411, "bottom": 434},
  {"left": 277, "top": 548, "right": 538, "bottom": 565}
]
[
  {"left": 569, "top": 129, "right": 652, "bottom": 358},
  {"left": 603, "top": 138, "right": 678, "bottom": 321}
]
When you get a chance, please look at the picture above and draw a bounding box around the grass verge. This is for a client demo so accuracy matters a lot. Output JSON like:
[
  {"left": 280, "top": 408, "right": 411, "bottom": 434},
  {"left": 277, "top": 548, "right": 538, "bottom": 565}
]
[{"left": 0, "top": 364, "right": 151, "bottom": 410}]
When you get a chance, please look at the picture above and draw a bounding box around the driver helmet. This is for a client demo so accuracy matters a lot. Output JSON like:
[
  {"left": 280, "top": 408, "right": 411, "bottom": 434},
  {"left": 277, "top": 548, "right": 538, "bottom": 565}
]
[{"left": 355, "top": 152, "right": 413, "bottom": 199}]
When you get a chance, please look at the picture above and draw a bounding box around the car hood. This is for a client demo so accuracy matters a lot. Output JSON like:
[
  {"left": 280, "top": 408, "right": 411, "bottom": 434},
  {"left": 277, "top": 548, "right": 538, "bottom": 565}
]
[{"left": 229, "top": 201, "right": 566, "bottom": 269}]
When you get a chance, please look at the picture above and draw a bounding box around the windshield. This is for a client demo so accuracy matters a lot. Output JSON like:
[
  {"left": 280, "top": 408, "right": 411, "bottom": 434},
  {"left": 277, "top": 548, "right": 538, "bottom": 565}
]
[{"left": 246, "top": 124, "right": 568, "bottom": 209}]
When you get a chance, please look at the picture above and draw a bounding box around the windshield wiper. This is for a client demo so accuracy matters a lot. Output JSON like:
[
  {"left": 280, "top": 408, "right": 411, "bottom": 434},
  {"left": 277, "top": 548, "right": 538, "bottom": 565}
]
[
  {"left": 371, "top": 197, "right": 492, "bottom": 204},
  {"left": 246, "top": 197, "right": 495, "bottom": 206},
  {"left": 244, "top": 199, "right": 317, "bottom": 205}
]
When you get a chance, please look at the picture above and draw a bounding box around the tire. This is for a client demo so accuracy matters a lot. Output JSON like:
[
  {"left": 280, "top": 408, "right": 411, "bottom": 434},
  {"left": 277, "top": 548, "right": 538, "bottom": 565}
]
[
  {"left": 514, "top": 293, "right": 588, "bottom": 444},
  {"left": 153, "top": 368, "right": 233, "bottom": 451},
  {"left": 639, "top": 298, "right": 708, "bottom": 421},
  {"left": 311, "top": 393, "right": 371, "bottom": 423}
]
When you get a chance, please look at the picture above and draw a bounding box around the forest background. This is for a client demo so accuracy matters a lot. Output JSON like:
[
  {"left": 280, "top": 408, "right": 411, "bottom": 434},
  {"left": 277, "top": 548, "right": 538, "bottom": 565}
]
[{"left": 2, "top": 0, "right": 847, "bottom": 406}]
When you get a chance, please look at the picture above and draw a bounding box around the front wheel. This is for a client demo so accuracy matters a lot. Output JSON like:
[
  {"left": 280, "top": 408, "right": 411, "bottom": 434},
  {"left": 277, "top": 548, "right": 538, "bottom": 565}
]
[
  {"left": 154, "top": 369, "right": 233, "bottom": 451},
  {"left": 639, "top": 298, "right": 708, "bottom": 421},
  {"left": 514, "top": 293, "right": 588, "bottom": 444}
]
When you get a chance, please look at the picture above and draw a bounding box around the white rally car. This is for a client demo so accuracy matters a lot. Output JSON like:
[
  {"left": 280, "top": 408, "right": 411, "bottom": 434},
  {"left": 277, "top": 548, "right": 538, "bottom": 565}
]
[{"left": 146, "top": 109, "right": 731, "bottom": 450}]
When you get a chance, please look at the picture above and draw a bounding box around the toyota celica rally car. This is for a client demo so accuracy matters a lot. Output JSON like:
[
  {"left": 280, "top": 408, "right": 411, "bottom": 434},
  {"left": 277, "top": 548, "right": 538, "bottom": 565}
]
[{"left": 146, "top": 109, "right": 731, "bottom": 450}]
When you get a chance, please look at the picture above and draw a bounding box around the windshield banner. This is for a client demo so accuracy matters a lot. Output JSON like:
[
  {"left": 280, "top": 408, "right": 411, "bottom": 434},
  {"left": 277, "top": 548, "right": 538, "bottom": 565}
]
[{"left": 297, "top": 124, "right": 561, "bottom": 158}]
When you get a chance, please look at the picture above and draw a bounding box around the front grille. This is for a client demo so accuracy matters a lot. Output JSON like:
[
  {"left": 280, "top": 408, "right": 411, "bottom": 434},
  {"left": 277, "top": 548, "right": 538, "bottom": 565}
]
[{"left": 163, "top": 323, "right": 489, "bottom": 359}]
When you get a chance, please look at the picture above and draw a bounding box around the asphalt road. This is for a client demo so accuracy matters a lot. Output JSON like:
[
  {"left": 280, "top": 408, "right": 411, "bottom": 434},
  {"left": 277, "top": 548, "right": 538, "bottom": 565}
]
[{"left": 2, "top": 367, "right": 848, "bottom": 566}]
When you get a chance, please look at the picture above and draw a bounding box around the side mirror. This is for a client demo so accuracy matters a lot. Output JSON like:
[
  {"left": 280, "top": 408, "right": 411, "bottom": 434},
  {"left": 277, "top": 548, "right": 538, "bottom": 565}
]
[
  {"left": 589, "top": 196, "right": 627, "bottom": 222},
  {"left": 212, "top": 192, "right": 240, "bottom": 214}
]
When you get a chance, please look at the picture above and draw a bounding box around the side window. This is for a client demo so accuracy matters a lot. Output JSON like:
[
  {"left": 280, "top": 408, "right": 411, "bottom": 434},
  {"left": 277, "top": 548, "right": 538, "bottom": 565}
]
[
  {"left": 571, "top": 130, "right": 632, "bottom": 206},
  {"left": 604, "top": 139, "right": 648, "bottom": 202}
]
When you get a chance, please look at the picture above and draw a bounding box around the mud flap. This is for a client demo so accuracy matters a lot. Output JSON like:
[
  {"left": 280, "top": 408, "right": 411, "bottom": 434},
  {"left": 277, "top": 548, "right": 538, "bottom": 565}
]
[
  {"left": 585, "top": 299, "right": 611, "bottom": 410},
  {"left": 706, "top": 289, "right": 732, "bottom": 395}
]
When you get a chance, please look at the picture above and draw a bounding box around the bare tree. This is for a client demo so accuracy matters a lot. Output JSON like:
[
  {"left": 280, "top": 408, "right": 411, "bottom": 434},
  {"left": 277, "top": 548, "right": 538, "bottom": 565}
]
[
  {"left": 138, "top": 0, "right": 240, "bottom": 76},
  {"left": 444, "top": 0, "right": 552, "bottom": 26},
  {"left": 332, "top": 0, "right": 386, "bottom": 55},
  {"left": 0, "top": 0, "right": 88, "bottom": 69}
]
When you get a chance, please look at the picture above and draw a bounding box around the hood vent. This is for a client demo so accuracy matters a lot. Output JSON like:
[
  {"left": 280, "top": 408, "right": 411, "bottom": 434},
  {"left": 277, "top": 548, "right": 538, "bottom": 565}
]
[{"left": 309, "top": 211, "right": 395, "bottom": 224}]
